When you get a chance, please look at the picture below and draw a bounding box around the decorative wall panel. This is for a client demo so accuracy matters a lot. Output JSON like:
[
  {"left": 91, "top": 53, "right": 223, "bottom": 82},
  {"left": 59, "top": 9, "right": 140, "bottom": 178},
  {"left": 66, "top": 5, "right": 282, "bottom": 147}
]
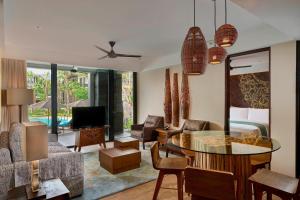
[
  {"left": 181, "top": 71, "right": 190, "bottom": 119},
  {"left": 172, "top": 73, "right": 179, "bottom": 127},
  {"left": 164, "top": 68, "right": 172, "bottom": 124},
  {"left": 230, "top": 72, "right": 270, "bottom": 108}
]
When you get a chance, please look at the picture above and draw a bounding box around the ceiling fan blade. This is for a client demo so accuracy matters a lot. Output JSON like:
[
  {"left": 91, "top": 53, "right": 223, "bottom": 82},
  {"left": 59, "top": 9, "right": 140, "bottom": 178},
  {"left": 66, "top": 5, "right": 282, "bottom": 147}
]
[
  {"left": 115, "top": 53, "right": 142, "bottom": 58},
  {"left": 230, "top": 65, "right": 252, "bottom": 70},
  {"left": 94, "top": 45, "right": 109, "bottom": 54},
  {"left": 98, "top": 55, "right": 108, "bottom": 60}
]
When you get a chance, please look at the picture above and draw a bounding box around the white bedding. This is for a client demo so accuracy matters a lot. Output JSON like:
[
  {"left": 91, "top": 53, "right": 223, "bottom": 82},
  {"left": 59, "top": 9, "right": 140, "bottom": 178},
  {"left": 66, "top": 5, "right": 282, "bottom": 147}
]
[{"left": 230, "top": 120, "right": 269, "bottom": 136}]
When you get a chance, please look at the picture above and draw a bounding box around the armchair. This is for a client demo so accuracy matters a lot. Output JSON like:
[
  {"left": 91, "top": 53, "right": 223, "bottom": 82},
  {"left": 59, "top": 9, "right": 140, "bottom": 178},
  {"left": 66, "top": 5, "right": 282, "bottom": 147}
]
[
  {"left": 131, "top": 115, "right": 164, "bottom": 149},
  {"left": 166, "top": 119, "right": 223, "bottom": 160}
]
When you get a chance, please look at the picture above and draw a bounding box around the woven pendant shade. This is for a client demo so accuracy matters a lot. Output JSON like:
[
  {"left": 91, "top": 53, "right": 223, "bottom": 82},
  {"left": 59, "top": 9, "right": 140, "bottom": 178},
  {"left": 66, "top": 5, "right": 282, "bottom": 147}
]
[
  {"left": 181, "top": 27, "right": 208, "bottom": 75},
  {"left": 208, "top": 46, "right": 227, "bottom": 64},
  {"left": 215, "top": 24, "right": 238, "bottom": 47},
  {"left": 164, "top": 68, "right": 172, "bottom": 124}
]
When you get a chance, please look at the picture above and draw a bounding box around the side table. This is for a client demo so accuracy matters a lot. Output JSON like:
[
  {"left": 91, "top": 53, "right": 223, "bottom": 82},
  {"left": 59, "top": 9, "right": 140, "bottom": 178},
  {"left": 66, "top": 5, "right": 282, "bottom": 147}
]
[{"left": 7, "top": 178, "right": 70, "bottom": 200}]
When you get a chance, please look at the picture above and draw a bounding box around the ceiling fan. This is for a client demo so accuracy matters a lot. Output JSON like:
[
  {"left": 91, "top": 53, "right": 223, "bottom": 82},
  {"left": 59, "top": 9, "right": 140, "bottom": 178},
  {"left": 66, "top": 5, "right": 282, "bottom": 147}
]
[
  {"left": 95, "top": 41, "right": 142, "bottom": 60},
  {"left": 230, "top": 65, "right": 252, "bottom": 70}
]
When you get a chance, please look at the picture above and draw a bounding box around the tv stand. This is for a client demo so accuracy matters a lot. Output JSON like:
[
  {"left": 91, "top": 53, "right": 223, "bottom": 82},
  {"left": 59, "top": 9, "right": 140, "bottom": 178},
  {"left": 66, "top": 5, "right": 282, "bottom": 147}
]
[{"left": 74, "top": 126, "right": 108, "bottom": 152}]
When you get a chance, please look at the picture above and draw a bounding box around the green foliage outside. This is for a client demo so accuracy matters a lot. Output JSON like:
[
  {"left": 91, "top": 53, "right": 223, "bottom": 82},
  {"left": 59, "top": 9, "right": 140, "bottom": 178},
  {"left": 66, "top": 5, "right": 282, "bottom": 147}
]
[
  {"left": 28, "top": 69, "right": 134, "bottom": 130},
  {"left": 28, "top": 69, "right": 88, "bottom": 118}
]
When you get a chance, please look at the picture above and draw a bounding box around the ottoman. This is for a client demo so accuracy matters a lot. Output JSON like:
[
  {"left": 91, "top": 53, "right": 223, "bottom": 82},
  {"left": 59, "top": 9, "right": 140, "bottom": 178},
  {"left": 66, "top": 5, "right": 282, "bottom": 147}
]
[
  {"left": 114, "top": 137, "right": 139, "bottom": 150},
  {"left": 99, "top": 148, "right": 141, "bottom": 174}
]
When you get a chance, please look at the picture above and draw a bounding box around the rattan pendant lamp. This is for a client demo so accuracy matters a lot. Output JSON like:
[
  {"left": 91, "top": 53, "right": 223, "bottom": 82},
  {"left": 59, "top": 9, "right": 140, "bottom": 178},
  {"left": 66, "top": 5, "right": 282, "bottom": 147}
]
[
  {"left": 215, "top": 0, "right": 238, "bottom": 47},
  {"left": 208, "top": 0, "right": 226, "bottom": 64},
  {"left": 181, "top": 0, "right": 208, "bottom": 75}
]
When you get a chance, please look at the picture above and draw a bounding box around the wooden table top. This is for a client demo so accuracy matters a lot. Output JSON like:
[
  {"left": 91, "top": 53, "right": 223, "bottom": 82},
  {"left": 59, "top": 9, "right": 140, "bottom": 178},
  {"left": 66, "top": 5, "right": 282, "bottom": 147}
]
[
  {"left": 168, "top": 130, "right": 281, "bottom": 155},
  {"left": 114, "top": 137, "right": 139, "bottom": 143}
]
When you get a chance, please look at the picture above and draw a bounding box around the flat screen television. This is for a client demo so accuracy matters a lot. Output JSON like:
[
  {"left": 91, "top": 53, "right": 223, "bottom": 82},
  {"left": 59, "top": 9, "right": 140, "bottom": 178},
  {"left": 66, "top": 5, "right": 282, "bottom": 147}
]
[{"left": 71, "top": 106, "right": 106, "bottom": 129}]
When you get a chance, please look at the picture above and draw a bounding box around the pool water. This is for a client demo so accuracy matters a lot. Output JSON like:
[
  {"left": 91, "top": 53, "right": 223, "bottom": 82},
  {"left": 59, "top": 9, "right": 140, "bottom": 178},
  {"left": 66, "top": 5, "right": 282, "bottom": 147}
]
[{"left": 29, "top": 117, "right": 70, "bottom": 127}]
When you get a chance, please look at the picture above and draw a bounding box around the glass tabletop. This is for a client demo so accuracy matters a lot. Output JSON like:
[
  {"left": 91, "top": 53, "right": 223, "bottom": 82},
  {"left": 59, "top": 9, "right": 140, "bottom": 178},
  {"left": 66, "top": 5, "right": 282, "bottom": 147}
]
[{"left": 168, "top": 130, "right": 281, "bottom": 155}]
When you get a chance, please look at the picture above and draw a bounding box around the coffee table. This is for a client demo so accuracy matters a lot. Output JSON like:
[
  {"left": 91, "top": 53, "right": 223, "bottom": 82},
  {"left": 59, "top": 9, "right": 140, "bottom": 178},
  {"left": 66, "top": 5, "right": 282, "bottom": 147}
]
[
  {"left": 114, "top": 137, "right": 139, "bottom": 150},
  {"left": 7, "top": 178, "right": 70, "bottom": 200}
]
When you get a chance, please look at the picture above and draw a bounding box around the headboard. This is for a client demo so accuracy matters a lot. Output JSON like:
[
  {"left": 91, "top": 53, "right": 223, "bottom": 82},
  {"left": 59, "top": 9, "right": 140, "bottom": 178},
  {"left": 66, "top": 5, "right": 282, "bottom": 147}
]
[{"left": 230, "top": 72, "right": 270, "bottom": 109}]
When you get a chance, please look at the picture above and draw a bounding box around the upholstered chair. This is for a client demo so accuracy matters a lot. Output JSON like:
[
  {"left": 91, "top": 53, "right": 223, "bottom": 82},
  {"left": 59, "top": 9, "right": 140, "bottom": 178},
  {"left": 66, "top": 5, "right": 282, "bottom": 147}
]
[
  {"left": 166, "top": 119, "right": 210, "bottom": 158},
  {"left": 131, "top": 115, "right": 164, "bottom": 149}
]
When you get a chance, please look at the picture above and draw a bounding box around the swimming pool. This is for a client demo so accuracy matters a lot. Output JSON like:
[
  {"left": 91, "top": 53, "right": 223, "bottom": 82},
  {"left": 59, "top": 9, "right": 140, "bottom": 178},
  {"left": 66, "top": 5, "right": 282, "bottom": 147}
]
[{"left": 29, "top": 117, "right": 70, "bottom": 127}]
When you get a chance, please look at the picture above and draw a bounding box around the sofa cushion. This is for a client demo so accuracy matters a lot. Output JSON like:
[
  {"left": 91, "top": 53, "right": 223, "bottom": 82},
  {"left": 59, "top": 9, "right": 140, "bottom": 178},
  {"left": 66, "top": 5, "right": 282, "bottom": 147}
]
[
  {"left": 183, "top": 120, "right": 208, "bottom": 131},
  {"left": 0, "top": 132, "right": 9, "bottom": 149},
  {"left": 131, "top": 130, "right": 143, "bottom": 139},
  {"left": 48, "top": 142, "right": 71, "bottom": 154},
  {"left": 144, "top": 115, "right": 162, "bottom": 127},
  {"left": 8, "top": 123, "right": 24, "bottom": 162},
  {"left": 0, "top": 148, "right": 12, "bottom": 166}
]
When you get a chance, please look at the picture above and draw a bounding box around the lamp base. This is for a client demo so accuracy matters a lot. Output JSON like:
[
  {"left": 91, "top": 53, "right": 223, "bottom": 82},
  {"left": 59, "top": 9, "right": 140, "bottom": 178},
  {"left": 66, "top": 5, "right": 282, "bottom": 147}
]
[{"left": 27, "top": 160, "right": 46, "bottom": 199}]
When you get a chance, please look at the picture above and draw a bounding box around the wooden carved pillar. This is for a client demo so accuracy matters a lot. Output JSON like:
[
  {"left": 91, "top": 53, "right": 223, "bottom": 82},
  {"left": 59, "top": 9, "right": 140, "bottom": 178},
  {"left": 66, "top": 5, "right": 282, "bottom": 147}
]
[
  {"left": 181, "top": 71, "right": 190, "bottom": 119},
  {"left": 164, "top": 68, "right": 172, "bottom": 124},
  {"left": 172, "top": 73, "right": 179, "bottom": 127}
]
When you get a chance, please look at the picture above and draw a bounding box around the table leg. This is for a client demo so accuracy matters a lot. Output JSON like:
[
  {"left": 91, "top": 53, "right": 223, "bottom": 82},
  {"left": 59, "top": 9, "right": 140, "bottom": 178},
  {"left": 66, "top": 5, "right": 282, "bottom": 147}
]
[
  {"left": 233, "top": 155, "right": 252, "bottom": 200},
  {"left": 194, "top": 153, "right": 253, "bottom": 200}
]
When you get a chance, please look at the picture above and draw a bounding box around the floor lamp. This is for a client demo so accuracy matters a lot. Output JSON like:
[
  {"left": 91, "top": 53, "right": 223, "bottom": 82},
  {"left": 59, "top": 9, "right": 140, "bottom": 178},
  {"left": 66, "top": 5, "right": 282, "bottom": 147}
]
[{"left": 2, "top": 88, "right": 34, "bottom": 122}]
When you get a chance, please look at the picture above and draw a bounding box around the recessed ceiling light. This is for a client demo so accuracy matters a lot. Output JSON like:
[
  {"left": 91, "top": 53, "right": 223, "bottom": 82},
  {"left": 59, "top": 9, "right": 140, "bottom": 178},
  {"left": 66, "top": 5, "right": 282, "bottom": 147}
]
[{"left": 35, "top": 25, "right": 41, "bottom": 30}]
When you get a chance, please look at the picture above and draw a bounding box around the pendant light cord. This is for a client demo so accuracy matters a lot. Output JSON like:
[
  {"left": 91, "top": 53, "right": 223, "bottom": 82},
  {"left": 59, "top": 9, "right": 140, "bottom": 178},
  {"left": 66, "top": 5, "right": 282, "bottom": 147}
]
[
  {"left": 225, "top": 0, "right": 227, "bottom": 24},
  {"left": 193, "top": 0, "right": 196, "bottom": 27},
  {"left": 214, "top": 0, "right": 217, "bottom": 47}
]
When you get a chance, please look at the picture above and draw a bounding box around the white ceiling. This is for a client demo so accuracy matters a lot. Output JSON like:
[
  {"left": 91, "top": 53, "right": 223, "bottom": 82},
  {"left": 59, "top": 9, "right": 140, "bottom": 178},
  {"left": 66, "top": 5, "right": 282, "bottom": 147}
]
[{"left": 1, "top": 0, "right": 300, "bottom": 71}]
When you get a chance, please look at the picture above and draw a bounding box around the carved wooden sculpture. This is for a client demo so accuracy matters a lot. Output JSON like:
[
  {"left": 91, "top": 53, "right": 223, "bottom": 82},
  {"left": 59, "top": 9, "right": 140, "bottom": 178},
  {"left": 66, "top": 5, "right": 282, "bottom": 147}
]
[
  {"left": 172, "top": 73, "right": 179, "bottom": 127},
  {"left": 164, "top": 68, "right": 172, "bottom": 124},
  {"left": 181, "top": 71, "right": 190, "bottom": 119}
]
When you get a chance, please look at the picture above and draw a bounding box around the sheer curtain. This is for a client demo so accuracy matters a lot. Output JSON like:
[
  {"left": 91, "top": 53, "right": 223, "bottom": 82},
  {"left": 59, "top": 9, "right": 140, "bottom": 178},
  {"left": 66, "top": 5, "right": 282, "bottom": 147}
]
[{"left": 1, "top": 58, "right": 28, "bottom": 131}]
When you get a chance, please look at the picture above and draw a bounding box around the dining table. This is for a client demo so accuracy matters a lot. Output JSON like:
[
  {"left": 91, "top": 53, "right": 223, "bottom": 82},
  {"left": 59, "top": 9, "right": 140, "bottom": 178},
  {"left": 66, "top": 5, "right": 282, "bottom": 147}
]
[{"left": 167, "top": 130, "right": 281, "bottom": 200}]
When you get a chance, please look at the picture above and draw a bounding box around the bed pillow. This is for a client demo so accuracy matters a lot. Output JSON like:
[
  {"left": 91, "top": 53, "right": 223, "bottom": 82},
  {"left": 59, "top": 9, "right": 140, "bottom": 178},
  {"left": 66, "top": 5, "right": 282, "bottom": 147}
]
[
  {"left": 248, "top": 108, "right": 269, "bottom": 124},
  {"left": 230, "top": 107, "right": 248, "bottom": 121}
]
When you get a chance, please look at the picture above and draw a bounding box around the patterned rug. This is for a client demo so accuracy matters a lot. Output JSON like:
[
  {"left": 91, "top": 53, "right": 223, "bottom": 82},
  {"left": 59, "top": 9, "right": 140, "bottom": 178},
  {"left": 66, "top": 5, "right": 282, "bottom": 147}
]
[{"left": 74, "top": 145, "right": 159, "bottom": 200}]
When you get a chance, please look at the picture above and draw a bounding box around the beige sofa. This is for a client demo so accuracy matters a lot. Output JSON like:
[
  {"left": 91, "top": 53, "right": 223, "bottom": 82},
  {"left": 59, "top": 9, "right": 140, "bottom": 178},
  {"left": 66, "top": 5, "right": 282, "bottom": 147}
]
[{"left": 0, "top": 123, "right": 83, "bottom": 198}]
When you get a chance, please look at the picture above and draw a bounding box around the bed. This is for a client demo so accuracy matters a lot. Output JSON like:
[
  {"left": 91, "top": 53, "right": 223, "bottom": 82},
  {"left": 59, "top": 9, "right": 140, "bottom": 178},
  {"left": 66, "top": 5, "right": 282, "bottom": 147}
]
[{"left": 230, "top": 107, "right": 269, "bottom": 137}]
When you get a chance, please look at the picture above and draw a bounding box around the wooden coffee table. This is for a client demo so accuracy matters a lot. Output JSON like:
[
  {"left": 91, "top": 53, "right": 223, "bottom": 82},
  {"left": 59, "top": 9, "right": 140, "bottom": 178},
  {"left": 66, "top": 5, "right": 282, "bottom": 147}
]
[
  {"left": 114, "top": 137, "right": 139, "bottom": 150},
  {"left": 99, "top": 148, "right": 141, "bottom": 174},
  {"left": 7, "top": 178, "right": 70, "bottom": 200}
]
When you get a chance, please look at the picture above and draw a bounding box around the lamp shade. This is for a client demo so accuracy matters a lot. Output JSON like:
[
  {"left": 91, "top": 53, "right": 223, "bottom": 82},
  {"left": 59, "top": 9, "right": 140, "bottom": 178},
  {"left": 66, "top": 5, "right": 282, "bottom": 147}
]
[
  {"left": 208, "top": 46, "right": 227, "bottom": 64},
  {"left": 181, "top": 27, "right": 208, "bottom": 75},
  {"left": 215, "top": 24, "right": 238, "bottom": 47},
  {"left": 2, "top": 89, "right": 34, "bottom": 106},
  {"left": 21, "top": 122, "right": 48, "bottom": 162}
]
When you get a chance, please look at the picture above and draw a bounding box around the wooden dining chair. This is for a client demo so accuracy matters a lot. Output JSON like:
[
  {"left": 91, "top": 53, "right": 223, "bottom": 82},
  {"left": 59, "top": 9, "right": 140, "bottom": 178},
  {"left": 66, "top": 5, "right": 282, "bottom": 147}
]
[
  {"left": 185, "top": 167, "right": 236, "bottom": 200},
  {"left": 250, "top": 137, "right": 272, "bottom": 173},
  {"left": 249, "top": 169, "right": 300, "bottom": 200},
  {"left": 150, "top": 142, "right": 188, "bottom": 200}
]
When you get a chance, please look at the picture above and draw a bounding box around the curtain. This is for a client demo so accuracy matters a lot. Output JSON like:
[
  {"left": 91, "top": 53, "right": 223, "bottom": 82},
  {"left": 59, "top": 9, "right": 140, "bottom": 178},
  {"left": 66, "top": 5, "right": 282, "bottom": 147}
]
[{"left": 1, "top": 58, "right": 27, "bottom": 131}]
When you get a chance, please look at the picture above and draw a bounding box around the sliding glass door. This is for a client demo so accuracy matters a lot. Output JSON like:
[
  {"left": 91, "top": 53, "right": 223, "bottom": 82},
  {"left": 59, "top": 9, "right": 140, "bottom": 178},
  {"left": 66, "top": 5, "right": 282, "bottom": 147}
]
[
  {"left": 27, "top": 64, "right": 52, "bottom": 133},
  {"left": 27, "top": 62, "right": 137, "bottom": 144},
  {"left": 57, "top": 67, "right": 90, "bottom": 135}
]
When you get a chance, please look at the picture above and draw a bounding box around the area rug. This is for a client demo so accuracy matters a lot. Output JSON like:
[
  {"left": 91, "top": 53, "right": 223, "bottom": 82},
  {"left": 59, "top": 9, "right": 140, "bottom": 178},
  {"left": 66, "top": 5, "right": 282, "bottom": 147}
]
[{"left": 74, "top": 146, "right": 159, "bottom": 200}]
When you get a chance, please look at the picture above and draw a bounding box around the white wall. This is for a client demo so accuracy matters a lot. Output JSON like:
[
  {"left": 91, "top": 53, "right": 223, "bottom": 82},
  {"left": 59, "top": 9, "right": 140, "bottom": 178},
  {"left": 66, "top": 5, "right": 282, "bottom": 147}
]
[
  {"left": 271, "top": 41, "right": 296, "bottom": 177},
  {"left": 0, "top": 0, "right": 4, "bottom": 122},
  {"left": 138, "top": 63, "right": 225, "bottom": 127},
  {"left": 138, "top": 41, "right": 297, "bottom": 177}
]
